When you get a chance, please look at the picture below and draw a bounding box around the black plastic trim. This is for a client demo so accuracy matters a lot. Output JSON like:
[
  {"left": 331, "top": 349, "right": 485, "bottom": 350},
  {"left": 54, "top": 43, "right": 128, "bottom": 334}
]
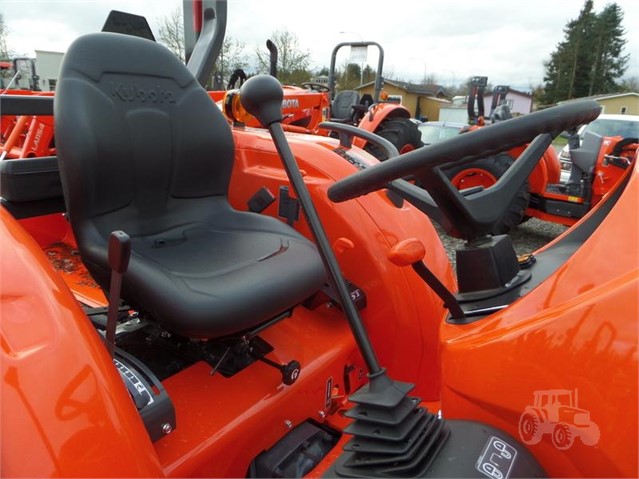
[{"left": 0, "top": 95, "right": 54, "bottom": 116}]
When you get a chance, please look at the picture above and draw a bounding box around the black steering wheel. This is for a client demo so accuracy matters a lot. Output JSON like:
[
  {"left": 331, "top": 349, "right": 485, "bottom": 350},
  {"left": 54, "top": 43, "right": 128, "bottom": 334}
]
[
  {"left": 328, "top": 100, "right": 601, "bottom": 239},
  {"left": 301, "top": 82, "right": 330, "bottom": 93}
]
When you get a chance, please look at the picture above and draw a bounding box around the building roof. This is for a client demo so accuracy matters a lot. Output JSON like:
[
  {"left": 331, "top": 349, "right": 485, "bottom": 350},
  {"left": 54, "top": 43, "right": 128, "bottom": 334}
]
[
  {"left": 34, "top": 50, "right": 65, "bottom": 56},
  {"left": 557, "top": 91, "right": 638, "bottom": 105},
  {"left": 586, "top": 91, "right": 639, "bottom": 101},
  {"left": 355, "top": 79, "right": 446, "bottom": 97}
]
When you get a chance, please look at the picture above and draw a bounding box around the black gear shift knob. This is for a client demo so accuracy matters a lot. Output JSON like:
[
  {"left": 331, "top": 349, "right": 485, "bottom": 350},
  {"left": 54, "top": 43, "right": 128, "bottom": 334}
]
[{"left": 239, "top": 74, "right": 283, "bottom": 127}]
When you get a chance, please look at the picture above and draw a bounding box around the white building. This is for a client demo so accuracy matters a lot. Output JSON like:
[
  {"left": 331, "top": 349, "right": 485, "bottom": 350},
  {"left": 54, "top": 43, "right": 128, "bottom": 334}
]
[{"left": 35, "top": 50, "right": 64, "bottom": 91}]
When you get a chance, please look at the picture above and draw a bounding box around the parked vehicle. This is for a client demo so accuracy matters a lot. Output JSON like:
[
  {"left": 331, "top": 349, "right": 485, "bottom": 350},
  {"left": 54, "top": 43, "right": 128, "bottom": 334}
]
[
  {"left": 214, "top": 35, "right": 423, "bottom": 158},
  {"left": 559, "top": 113, "right": 639, "bottom": 182},
  {"left": 417, "top": 120, "right": 464, "bottom": 145},
  {"left": 0, "top": 57, "right": 40, "bottom": 90},
  {"left": 1, "top": 2, "right": 637, "bottom": 478}
]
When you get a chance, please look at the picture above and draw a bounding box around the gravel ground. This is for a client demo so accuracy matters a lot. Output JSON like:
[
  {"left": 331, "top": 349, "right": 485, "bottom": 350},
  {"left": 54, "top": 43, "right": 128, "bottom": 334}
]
[{"left": 435, "top": 218, "right": 568, "bottom": 268}]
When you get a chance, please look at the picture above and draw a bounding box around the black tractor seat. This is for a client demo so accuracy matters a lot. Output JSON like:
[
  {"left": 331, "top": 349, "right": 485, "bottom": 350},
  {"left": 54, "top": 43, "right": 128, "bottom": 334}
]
[
  {"left": 330, "top": 90, "right": 361, "bottom": 123},
  {"left": 55, "top": 32, "right": 327, "bottom": 339}
]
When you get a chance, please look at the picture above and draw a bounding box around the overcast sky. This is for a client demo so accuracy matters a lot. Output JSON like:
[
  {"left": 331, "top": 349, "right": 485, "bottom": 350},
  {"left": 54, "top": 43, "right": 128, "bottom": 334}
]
[{"left": 2, "top": 0, "right": 638, "bottom": 92}]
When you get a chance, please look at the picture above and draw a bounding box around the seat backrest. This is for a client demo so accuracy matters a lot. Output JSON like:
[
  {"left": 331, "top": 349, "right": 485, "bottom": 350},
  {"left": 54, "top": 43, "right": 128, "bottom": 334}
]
[
  {"left": 55, "top": 33, "right": 235, "bottom": 244},
  {"left": 570, "top": 130, "right": 604, "bottom": 176},
  {"left": 360, "top": 94, "right": 374, "bottom": 109},
  {"left": 331, "top": 90, "right": 360, "bottom": 120}
]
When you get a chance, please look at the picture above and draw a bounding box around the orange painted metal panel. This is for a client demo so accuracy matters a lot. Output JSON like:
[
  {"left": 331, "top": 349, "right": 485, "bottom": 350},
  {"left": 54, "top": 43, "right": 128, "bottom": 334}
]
[
  {"left": 439, "top": 165, "right": 639, "bottom": 477},
  {"left": 1, "top": 208, "right": 163, "bottom": 477},
  {"left": 227, "top": 127, "right": 454, "bottom": 400}
]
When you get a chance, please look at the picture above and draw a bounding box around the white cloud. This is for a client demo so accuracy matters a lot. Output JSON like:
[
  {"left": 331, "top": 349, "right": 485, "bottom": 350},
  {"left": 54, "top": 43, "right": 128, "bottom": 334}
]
[{"left": 2, "top": 0, "right": 638, "bottom": 91}]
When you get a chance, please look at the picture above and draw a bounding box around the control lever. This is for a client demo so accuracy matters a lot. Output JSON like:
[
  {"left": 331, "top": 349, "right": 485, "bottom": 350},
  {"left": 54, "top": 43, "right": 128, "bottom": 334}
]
[
  {"left": 239, "top": 74, "right": 384, "bottom": 376},
  {"left": 258, "top": 356, "right": 301, "bottom": 385},
  {"left": 105, "top": 230, "right": 131, "bottom": 357},
  {"left": 388, "top": 238, "right": 465, "bottom": 320}
]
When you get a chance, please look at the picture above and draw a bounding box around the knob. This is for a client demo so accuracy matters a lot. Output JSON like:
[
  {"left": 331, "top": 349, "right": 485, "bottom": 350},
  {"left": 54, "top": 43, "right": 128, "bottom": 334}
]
[
  {"left": 281, "top": 360, "right": 301, "bottom": 385},
  {"left": 239, "top": 74, "right": 283, "bottom": 127},
  {"left": 388, "top": 238, "right": 426, "bottom": 266}
]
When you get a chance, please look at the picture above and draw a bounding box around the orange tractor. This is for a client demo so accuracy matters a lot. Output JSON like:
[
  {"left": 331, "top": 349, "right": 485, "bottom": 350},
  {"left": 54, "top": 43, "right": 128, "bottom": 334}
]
[
  {"left": 1, "top": 1, "right": 637, "bottom": 478},
  {"left": 218, "top": 38, "right": 423, "bottom": 160},
  {"left": 440, "top": 76, "right": 637, "bottom": 235},
  {"left": 0, "top": 89, "right": 55, "bottom": 161},
  {"left": 208, "top": 40, "right": 332, "bottom": 137},
  {"left": 323, "top": 40, "right": 423, "bottom": 158}
]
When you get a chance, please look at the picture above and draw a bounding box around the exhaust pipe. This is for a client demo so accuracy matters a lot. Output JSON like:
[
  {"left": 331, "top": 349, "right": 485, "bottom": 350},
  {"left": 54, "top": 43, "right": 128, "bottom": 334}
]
[{"left": 266, "top": 39, "right": 277, "bottom": 77}]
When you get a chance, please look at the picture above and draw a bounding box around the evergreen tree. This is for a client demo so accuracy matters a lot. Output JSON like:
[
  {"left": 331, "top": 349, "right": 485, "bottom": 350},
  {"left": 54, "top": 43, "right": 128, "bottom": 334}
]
[
  {"left": 588, "top": 3, "right": 628, "bottom": 96},
  {"left": 541, "top": 1, "right": 628, "bottom": 104}
]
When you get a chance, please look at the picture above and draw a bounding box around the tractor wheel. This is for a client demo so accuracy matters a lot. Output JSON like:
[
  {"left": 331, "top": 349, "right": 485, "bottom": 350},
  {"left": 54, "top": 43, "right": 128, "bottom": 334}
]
[
  {"left": 552, "top": 422, "right": 575, "bottom": 450},
  {"left": 365, "top": 117, "right": 423, "bottom": 161},
  {"left": 443, "top": 152, "right": 530, "bottom": 235},
  {"left": 518, "top": 411, "right": 543, "bottom": 445},
  {"left": 580, "top": 422, "right": 601, "bottom": 446}
]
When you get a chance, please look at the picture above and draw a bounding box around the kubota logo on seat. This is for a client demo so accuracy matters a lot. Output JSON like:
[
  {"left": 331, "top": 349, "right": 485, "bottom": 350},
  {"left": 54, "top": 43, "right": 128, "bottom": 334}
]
[{"left": 110, "top": 82, "right": 176, "bottom": 103}]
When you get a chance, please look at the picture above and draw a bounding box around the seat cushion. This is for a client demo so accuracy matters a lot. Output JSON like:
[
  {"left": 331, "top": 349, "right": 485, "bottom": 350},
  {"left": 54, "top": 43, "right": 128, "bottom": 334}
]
[{"left": 83, "top": 201, "right": 326, "bottom": 338}]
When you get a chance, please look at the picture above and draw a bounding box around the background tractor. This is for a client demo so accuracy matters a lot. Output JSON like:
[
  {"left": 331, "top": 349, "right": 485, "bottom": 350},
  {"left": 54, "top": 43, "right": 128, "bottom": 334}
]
[
  {"left": 324, "top": 41, "right": 423, "bottom": 159},
  {"left": 438, "top": 76, "right": 637, "bottom": 236},
  {"left": 243, "top": 38, "right": 423, "bottom": 160}
]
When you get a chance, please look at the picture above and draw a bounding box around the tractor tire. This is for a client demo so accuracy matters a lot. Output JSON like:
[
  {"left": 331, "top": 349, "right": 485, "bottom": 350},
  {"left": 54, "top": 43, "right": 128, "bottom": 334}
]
[
  {"left": 518, "top": 411, "right": 543, "bottom": 445},
  {"left": 365, "top": 117, "right": 423, "bottom": 161},
  {"left": 580, "top": 422, "right": 601, "bottom": 446},
  {"left": 552, "top": 422, "right": 575, "bottom": 450},
  {"left": 443, "top": 152, "right": 530, "bottom": 235}
]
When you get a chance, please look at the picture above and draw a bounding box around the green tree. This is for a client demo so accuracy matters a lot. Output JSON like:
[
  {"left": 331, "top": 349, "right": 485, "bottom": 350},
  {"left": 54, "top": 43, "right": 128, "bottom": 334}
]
[
  {"left": 541, "top": 0, "right": 628, "bottom": 104},
  {"left": 541, "top": 1, "right": 595, "bottom": 104},
  {"left": 587, "top": 3, "right": 628, "bottom": 96},
  {"left": 337, "top": 62, "right": 361, "bottom": 90},
  {"left": 619, "top": 76, "right": 639, "bottom": 93},
  {"left": 256, "top": 29, "right": 311, "bottom": 85},
  {"left": 362, "top": 65, "right": 376, "bottom": 84}
]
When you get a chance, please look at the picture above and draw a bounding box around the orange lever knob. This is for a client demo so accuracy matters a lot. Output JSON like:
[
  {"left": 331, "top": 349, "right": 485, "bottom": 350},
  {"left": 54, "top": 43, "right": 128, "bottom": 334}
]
[{"left": 388, "top": 238, "right": 425, "bottom": 267}]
